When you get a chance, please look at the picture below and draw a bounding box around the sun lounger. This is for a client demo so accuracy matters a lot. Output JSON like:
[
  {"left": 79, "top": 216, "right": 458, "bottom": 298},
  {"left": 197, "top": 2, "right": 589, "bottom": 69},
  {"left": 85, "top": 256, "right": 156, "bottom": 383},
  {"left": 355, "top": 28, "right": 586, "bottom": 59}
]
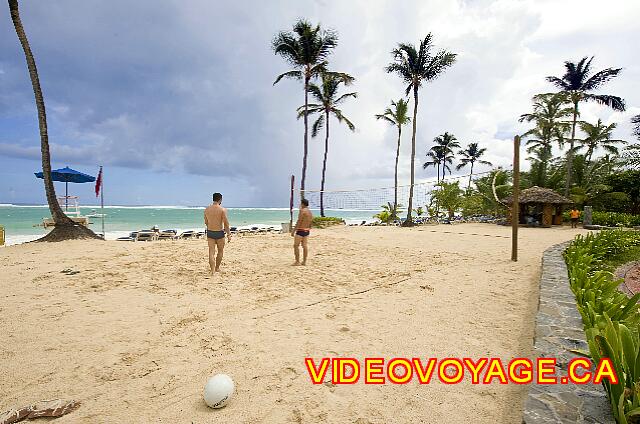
[
  {"left": 136, "top": 230, "right": 158, "bottom": 241},
  {"left": 158, "top": 230, "right": 177, "bottom": 240},
  {"left": 178, "top": 230, "right": 196, "bottom": 239}
]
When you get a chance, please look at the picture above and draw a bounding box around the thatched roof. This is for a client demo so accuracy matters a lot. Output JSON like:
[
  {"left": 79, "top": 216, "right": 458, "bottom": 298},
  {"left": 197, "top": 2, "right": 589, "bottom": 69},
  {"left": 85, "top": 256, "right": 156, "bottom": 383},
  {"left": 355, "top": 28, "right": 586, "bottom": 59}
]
[{"left": 503, "top": 186, "right": 572, "bottom": 205}]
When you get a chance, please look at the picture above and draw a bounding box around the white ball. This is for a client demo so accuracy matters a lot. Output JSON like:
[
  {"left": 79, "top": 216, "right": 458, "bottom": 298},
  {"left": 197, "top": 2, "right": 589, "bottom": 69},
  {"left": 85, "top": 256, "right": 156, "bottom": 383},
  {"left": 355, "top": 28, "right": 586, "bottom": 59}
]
[{"left": 204, "top": 374, "right": 234, "bottom": 409}]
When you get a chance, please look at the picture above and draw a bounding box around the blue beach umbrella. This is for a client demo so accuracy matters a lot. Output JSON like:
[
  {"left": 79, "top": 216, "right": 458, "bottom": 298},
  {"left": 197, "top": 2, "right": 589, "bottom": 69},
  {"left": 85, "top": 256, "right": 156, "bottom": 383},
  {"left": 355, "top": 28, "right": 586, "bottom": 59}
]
[{"left": 35, "top": 166, "right": 96, "bottom": 210}]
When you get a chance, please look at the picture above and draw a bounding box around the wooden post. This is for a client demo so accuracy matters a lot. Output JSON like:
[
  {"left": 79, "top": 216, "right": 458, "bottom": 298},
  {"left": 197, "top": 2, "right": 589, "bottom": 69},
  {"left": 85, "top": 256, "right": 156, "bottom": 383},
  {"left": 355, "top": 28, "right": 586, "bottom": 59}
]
[{"left": 511, "top": 135, "right": 520, "bottom": 262}]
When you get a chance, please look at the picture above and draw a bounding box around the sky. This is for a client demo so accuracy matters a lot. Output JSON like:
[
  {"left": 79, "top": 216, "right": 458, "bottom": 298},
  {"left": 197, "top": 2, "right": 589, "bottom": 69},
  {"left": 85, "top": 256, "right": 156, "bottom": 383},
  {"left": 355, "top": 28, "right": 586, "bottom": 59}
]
[{"left": 0, "top": 0, "right": 638, "bottom": 207}]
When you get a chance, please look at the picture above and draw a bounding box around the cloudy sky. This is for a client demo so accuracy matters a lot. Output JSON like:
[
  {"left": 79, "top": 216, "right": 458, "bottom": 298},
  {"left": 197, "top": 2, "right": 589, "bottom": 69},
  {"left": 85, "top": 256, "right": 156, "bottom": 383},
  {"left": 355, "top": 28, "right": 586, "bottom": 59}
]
[{"left": 0, "top": 0, "right": 638, "bottom": 206}]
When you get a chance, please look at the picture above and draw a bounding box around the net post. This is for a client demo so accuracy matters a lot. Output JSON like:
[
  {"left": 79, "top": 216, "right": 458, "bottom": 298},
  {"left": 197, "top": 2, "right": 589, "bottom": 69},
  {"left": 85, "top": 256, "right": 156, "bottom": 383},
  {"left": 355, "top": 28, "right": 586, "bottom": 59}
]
[
  {"left": 289, "top": 175, "right": 295, "bottom": 231},
  {"left": 511, "top": 135, "right": 520, "bottom": 262}
]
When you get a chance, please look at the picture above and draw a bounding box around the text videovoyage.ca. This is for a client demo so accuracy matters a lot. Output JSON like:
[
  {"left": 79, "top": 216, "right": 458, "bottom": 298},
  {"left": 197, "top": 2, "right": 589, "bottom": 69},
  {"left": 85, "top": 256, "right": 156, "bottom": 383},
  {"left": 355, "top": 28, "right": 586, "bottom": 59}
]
[{"left": 305, "top": 357, "right": 618, "bottom": 385}]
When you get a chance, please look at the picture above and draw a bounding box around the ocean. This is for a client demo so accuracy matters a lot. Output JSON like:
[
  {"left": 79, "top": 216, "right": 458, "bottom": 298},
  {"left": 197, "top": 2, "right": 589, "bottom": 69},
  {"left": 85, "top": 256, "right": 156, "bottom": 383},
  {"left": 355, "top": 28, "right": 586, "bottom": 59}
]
[{"left": 0, "top": 204, "right": 377, "bottom": 245}]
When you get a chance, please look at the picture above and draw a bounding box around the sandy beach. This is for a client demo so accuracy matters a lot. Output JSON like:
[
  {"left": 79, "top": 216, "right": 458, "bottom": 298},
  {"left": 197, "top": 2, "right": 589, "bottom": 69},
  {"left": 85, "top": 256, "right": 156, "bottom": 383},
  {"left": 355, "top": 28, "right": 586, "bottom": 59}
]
[{"left": 0, "top": 223, "right": 587, "bottom": 423}]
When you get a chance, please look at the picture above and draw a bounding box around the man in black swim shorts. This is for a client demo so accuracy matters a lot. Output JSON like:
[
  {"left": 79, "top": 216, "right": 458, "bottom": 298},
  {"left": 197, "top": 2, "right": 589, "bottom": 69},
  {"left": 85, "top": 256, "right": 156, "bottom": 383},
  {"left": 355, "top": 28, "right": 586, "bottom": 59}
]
[
  {"left": 204, "top": 193, "right": 231, "bottom": 273},
  {"left": 292, "top": 199, "right": 313, "bottom": 266}
]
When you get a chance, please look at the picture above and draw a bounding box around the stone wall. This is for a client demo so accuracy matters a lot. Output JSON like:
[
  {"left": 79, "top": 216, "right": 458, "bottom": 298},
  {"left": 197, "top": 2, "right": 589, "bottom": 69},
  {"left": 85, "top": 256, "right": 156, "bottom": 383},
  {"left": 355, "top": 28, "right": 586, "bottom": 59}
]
[{"left": 522, "top": 242, "right": 614, "bottom": 424}]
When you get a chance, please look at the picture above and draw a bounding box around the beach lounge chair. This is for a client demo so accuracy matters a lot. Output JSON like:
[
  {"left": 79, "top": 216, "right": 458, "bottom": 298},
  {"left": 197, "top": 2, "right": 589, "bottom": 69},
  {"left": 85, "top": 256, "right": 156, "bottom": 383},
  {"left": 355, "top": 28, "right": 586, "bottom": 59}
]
[
  {"left": 178, "top": 230, "right": 196, "bottom": 239},
  {"left": 158, "top": 230, "right": 177, "bottom": 240},
  {"left": 136, "top": 230, "right": 158, "bottom": 241}
]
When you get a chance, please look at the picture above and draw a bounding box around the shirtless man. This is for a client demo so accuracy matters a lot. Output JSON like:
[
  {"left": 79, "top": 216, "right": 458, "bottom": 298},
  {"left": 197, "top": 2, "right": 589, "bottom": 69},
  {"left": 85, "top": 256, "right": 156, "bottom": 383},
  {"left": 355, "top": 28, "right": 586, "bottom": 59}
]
[
  {"left": 292, "top": 199, "right": 313, "bottom": 266},
  {"left": 204, "top": 192, "right": 231, "bottom": 273}
]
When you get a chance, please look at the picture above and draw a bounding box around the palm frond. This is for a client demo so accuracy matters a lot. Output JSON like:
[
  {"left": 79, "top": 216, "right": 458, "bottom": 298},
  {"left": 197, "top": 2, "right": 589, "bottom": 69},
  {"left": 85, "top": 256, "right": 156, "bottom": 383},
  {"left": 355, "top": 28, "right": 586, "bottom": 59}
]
[{"left": 273, "top": 70, "right": 302, "bottom": 85}]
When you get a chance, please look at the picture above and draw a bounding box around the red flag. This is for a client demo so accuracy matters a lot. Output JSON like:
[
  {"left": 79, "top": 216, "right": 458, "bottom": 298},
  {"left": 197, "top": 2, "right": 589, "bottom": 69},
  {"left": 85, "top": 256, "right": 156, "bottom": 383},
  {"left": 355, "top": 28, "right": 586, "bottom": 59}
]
[{"left": 95, "top": 166, "right": 103, "bottom": 197}]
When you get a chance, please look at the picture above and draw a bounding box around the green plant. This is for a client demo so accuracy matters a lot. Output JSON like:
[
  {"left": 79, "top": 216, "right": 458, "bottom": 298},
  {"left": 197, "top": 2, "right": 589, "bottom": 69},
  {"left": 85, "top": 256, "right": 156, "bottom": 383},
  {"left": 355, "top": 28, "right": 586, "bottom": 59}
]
[
  {"left": 311, "top": 216, "right": 345, "bottom": 228},
  {"left": 431, "top": 181, "right": 463, "bottom": 219},
  {"left": 565, "top": 230, "right": 640, "bottom": 422},
  {"left": 374, "top": 202, "right": 403, "bottom": 224}
]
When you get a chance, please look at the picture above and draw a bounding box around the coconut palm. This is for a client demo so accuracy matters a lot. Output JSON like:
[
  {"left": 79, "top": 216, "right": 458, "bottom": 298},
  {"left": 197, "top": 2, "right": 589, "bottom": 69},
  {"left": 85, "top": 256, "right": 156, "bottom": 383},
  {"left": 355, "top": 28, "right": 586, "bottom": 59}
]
[
  {"left": 385, "top": 34, "right": 456, "bottom": 226},
  {"left": 456, "top": 143, "right": 492, "bottom": 190},
  {"left": 519, "top": 93, "right": 572, "bottom": 187},
  {"left": 423, "top": 146, "right": 444, "bottom": 183},
  {"left": 433, "top": 132, "right": 460, "bottom": 180},
  {"left": 546, "top": 57, "right": 625, "bottom": 195},
  {"left": 298, "top": 72, "right": 356, "bottom": 217},
  {"left": 8, "top": 0, "right": 97, "bottom": 241},
  {"left": 577, "top": 119, "right": 626, "bottom": 164},
  {"left": 375, "top": 98, "right": 411, "bottom": 213},
  {"left": 272, "top": 20, "right": 339, "bottom": 195}
]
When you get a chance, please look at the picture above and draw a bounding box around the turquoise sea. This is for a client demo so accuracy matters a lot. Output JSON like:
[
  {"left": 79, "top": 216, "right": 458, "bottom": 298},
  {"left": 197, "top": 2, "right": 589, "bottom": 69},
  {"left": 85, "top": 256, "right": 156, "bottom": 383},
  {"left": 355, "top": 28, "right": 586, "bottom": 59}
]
[{"left": 0, "top": 204, "right": 376, "bottom": 245}]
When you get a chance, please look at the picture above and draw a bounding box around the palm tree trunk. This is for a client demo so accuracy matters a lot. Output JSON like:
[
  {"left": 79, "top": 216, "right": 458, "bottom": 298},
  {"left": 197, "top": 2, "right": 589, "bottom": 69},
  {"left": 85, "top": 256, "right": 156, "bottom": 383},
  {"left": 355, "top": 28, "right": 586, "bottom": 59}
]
[
  {"left": 468, "top": 162, "right": 474, "bottom": 191},
  {"left": 404, "top": 87, "right": 419, "bottom": 226},
  {"left": 301, "top": 72, "right": 310, "bottom": 197},
  {"left": 566, "top": 101, "right": 578, "bottom": 196},
  {"left": 436, "top": 163, "right": 440, "bottom": 183},
  {"left": 8, "top": 0, "right": 72, "bottom": 227},
  {"left": 319, "top": 110, "right": 330, "bottom": 217},
  {"left": 394, "top": 125, "right": 401, "bottom": 213}
]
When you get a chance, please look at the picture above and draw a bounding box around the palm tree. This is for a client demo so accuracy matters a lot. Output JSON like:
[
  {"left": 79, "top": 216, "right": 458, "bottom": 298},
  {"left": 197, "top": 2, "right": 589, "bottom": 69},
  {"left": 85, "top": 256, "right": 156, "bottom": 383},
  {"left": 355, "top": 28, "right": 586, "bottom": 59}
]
[
  {"left": 456, "top": 143, "right": 492, "bottom": 190},
  {"left": 375, "top": 98, "right": 411, "bottom": 213},
  {"left": 423, "top": 146, "right": 444, "bottom": 183},
  {"left": 519, "top": 93, "right": 572, "bottom": 187},
  {"left": 272, "top": 20, "right": 339, "bottom": 196},
  {"left": 8, "top": 0, "right": 96, "bottom": 241},
  {"left": 298, "top": 72, "right": 356, "bottom": 217},
  {"left": 546, "top": 57, "right": 625, "bottom": 195},
  {"left": 433, "top": 132, "right": 460, "bottom": 180},
  {"left": 385, "top": 34, "right": 457, "bottom": 226},
  {"left": 577, "top": 119, "right": 626, "bottom": 164}
]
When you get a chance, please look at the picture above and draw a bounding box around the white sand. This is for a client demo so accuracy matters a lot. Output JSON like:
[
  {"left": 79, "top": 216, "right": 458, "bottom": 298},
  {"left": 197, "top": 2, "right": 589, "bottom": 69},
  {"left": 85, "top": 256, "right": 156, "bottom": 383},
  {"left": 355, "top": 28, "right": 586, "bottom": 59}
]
[{"left": 0, "top": 223, "right": 587, "bottom": 423}]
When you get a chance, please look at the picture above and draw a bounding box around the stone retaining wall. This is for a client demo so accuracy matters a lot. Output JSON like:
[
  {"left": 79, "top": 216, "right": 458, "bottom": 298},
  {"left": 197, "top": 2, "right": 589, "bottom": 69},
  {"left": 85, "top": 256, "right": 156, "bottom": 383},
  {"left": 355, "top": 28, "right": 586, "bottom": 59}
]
[{"left": 522, "top": 242, "right": 614, "bottom": 423}]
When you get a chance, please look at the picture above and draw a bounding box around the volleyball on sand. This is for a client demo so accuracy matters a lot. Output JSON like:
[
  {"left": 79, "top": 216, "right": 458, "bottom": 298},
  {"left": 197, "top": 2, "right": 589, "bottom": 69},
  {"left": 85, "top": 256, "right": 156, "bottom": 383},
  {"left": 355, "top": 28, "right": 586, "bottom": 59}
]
[{"left": 204, "top": 374, "right": 234, "bottom": 409}]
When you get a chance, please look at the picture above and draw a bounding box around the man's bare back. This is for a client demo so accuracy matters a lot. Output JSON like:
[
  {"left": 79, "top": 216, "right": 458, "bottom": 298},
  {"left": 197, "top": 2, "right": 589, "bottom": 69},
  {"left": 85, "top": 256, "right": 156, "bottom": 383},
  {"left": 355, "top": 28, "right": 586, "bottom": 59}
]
[
  {"left": 204, "top": 204, "right": 227, "bottom": 231},
  {"left": 204, "top": 193, "right": 230, "bottom": 273},
  {"left": 292, "top": 200, "right": 313, "bottom": 265}
]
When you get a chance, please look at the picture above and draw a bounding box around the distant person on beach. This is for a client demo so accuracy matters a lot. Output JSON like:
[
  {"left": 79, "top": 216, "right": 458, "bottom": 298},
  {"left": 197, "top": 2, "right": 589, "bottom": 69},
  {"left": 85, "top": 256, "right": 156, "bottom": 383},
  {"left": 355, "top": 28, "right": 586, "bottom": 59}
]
[
  {"left": 570, "top": 207, "right": 580, "bottom": 228},
  {"left": 292, "top": 199, "right": 313, "bottom": 266},
  {"left": 204, "top": 193, "right": 231, "bottom": 273}
]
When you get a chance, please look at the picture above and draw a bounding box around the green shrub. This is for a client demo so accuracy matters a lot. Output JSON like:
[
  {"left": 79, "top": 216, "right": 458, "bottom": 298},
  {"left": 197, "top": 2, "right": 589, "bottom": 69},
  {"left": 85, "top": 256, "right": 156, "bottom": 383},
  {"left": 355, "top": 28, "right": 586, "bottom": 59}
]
[
  {"left": 592, "top": 212, "right": 640, "bottom": 228},
  {"left": 564, "top": 230, "right": 640, "bottom": 423},
  {"left": 311, "top": 216, "right": 345, "bottom": 228}
]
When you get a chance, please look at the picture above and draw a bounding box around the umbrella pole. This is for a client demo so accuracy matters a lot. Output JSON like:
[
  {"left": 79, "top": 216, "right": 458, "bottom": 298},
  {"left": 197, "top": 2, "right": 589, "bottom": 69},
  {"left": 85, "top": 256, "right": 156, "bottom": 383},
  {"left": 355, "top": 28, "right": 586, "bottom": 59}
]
[{"left": 65, "top": 181, "right": 68, "bottom": 211}]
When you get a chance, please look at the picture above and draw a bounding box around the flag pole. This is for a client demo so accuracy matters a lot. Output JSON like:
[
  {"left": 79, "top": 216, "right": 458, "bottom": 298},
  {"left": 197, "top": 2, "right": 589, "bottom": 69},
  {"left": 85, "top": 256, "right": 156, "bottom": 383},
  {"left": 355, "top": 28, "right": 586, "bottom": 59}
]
[{"left": 100, "top": 166, "right": 105, "bottom": 237}]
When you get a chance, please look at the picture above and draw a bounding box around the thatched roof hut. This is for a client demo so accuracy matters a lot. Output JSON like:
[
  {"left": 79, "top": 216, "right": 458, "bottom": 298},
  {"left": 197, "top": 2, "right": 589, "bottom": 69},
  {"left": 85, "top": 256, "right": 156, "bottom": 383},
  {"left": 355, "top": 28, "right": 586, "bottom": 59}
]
[
  {"left": 502, "top": 186, "right": 572, "bottom": 227},
  {"left": 502, "top": 186, "right": 572, "bottom": 205}
]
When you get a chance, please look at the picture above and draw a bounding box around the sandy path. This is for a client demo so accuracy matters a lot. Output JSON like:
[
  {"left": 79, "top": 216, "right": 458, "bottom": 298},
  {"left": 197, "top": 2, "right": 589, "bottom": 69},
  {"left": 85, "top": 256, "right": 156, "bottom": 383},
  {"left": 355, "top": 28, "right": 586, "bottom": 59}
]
[{"left": 0, "top": 224, "right": 587, "bottom": 423}]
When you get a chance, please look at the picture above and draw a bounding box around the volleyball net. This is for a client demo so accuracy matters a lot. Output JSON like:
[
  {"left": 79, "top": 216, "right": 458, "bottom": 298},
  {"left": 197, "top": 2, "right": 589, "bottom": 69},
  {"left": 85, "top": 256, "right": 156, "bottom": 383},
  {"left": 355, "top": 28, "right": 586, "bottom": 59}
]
[{"left": 295, "top": 170, "right": 498, "bottom": 212}]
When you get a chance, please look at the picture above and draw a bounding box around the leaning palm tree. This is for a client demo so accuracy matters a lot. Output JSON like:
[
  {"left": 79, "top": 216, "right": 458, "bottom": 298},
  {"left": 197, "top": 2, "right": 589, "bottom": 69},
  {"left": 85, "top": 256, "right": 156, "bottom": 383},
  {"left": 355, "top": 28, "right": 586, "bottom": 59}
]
[
  {"left": 386, "top": 34, "right": 456, "bottom": 226},
  {"left": 433, "top": 132, "right": 460, "bottom": 180},
  {"left": 375, "top": 98, "right": 411, "bottom": 214},
  {"left": 272, "top": 20, "right": 339, "bottom": 195},
  {"left": 456, "top": 143, "right": 492, "bottom": 190},
  {"left": 298, "top": 72, "right": 357, "bottom": 217},
  {"left": 577, "top": 119, "right": 626, "bottom": 164},
  {"left": 8, "top": 0, "right": 97, "bottom": 241},
  {"left": 546, "top": 57, "right": 625, "bottom": 195}
]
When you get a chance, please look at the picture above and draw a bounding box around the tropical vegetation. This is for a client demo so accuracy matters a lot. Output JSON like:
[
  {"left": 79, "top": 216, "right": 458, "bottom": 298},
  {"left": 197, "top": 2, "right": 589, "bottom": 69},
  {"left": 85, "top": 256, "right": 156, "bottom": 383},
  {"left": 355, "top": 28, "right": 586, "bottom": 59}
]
[
  {"left": 376, "top": 98, "right": 411, "bottom": 215},
  {"left": 299, "top": 71, "right": 357, "bottom": 217},
  {"left": 385, "top": 34, "right": 456, "bottom": 226},
  {"left": 564, "top": 230, "right": 640, "bottom": 423}
]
